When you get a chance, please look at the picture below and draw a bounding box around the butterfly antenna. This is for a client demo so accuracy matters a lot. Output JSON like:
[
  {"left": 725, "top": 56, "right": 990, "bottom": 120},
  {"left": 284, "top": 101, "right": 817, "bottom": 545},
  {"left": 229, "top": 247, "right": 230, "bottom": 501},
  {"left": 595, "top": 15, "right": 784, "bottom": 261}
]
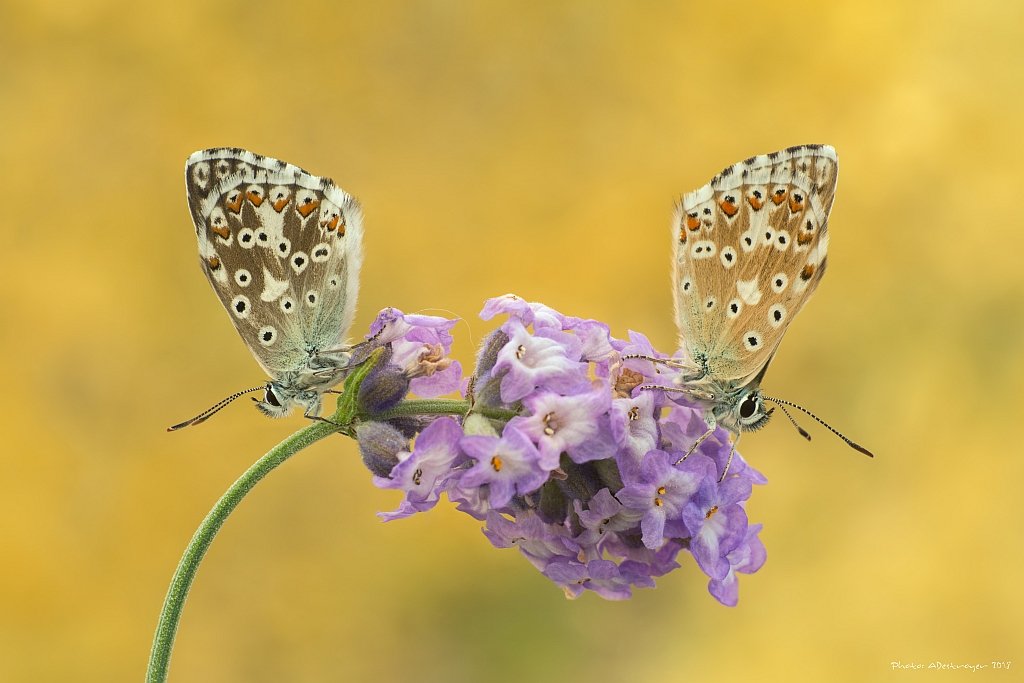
[
  {"left": 773, "top": 402, "right": 812, "bottom": 441},
  {"left": 167, "top": 386, "right": 265, "bottom": 431},
  {"left": 762, "top": 395, "right": 873, "bottom": 457}
]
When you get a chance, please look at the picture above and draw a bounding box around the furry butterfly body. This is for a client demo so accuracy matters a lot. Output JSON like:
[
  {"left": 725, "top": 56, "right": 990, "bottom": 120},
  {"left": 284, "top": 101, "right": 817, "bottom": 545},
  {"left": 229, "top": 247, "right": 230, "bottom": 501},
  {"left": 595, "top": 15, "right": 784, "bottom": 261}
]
[{"left": 180, "top": 148, "right": 364, "bottom": 423}]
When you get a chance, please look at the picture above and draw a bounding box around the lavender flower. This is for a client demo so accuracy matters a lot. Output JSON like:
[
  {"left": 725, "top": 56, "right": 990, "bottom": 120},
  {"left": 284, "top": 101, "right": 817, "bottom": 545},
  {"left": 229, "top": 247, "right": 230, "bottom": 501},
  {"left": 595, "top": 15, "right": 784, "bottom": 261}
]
[
  {"left": 708, "top": 524, "right": 767, "bottom": 607},
  {"left": 683, "top": 474, "right": 754, "bottom": 580},
  {"left": 368, "top": 308, "right": 462, "bottom": 398},
  {"left": 459, "top": 426, "right": 550, "bottom": 508},
  {"left": 362, "top": 296, "right": 769, "bottom": 605},
  {"left": 374, "top": 417, "right": 463, "bottom": 521},
  {"left": 616, "top": 450, "right": 712, "bottom": 549},
  {"left": 491, "top": 320, "right": 588, "bottom": 403},
  {"left": 506, "top": 387, "right": 615, "bottom": 467}
]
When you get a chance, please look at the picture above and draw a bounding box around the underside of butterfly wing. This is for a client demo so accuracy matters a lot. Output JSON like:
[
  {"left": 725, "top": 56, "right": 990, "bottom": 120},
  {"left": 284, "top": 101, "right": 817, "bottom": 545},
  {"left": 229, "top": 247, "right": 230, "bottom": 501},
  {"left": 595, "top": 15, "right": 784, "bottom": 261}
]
[
  {"left": 185, "top": 148, "right": 363, "bottom": 377},
  {"left": 671, "top": 144, "right": 837, "bottom": 385}
]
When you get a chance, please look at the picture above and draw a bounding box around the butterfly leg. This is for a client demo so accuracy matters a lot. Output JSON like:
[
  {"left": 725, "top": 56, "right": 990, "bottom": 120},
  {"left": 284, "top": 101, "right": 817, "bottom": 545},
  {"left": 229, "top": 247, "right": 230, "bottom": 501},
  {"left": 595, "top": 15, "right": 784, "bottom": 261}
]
[
  {"left": 674, "top": 424, "right": 716, "bottom": 465},
  {"left": 319, "top": 323, "right": 388, "bottom": 357},
  {"left": 719, "top": 436, "right": 740, "bottom": 482},
  {"left": 301, "top": 396, "right": 345, "bottom": 428},
  {"left": 305, "top": 413, "right": 343, "bottom": 427},
  {"left": 621, "top": 353, "right": 686, "bottom": 368}
]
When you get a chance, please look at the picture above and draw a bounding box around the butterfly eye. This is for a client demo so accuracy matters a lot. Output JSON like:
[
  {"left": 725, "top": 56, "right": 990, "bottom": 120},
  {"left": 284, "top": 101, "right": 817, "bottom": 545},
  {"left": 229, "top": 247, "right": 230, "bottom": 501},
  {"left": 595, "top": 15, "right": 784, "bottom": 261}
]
[
  {"left": 264, "top": 385, "right": 281, "bottom": 407},
  {"left": 739, "top": 395, "right": 758, "bottom": 419}
]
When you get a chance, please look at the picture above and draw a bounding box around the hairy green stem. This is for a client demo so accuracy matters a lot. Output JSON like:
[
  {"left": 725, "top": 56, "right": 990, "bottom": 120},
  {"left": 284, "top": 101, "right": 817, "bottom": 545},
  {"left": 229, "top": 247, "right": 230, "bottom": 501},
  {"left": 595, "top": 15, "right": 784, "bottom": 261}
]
[
  {"left": 147, "top": 393, "right": 515, "bottom": 682},
  {"left": 146, "top": 420, "right": 338, "bottom": 682},
  {"left": 370, "top": 399, "right": 518, "bottom": 422}
]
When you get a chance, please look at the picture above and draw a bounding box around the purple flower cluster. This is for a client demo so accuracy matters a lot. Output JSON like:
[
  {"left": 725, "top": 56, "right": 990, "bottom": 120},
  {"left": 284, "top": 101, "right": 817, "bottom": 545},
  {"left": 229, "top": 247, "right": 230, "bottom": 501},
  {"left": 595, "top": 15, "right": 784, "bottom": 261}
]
[{"left": 358, "top": 296, "right": 767, "bottom": 605}]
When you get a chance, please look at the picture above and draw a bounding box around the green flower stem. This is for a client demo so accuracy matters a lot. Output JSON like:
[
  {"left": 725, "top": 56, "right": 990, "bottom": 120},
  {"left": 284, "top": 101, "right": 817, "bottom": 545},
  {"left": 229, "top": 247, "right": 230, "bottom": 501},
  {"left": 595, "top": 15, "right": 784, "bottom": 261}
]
[
  {"left": 147, "top": 390, "right": 516, "bottom": 682},
  {"left": 146, "top": 419, "right": 338, "bottom": 683},
  {"left": 370, "top": 399, "right": 518, "bottom": 422}
]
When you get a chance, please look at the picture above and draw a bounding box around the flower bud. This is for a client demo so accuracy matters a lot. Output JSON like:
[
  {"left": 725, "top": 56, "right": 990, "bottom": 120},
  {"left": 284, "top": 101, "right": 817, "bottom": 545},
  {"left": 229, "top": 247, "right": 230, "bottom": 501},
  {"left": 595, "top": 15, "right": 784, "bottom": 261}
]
[
  {"left": 473, "top": 329, "right": 509, "bottom": 383},
  {"left": 462, "top": 412, "right": 499, "bottom": 437},
  {"left": 357, "top": 363, "right": 411, "bottom": 414},
  {"left": 355, "top": 421, "right": 408, "bottom": 477}
]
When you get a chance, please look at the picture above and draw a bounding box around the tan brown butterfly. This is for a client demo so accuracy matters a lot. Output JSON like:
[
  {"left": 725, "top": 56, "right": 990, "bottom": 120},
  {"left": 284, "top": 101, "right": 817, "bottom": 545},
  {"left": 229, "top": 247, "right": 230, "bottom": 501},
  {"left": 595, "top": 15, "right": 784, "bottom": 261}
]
[
  {"left": 171, "top": 148, "right": 363, "bottom": 429},
  {"left": 642, "top": 145, "right": 871, "bottom": 474}
]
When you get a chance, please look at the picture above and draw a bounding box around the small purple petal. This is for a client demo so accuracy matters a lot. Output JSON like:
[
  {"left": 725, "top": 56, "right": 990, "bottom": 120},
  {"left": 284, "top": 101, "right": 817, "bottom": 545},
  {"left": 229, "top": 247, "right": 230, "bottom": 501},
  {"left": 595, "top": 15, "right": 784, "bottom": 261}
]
[
  {"left": 610, "top": 391, "right": 660, "bottom": 468},
  {"left": 483, "top": 510, "right": 580, "bottom": 571},
  {"left": 480, "top": 294, "right": 537, "bottom": 325},
  {"left": 509, "top": 387, "right": 611, "bottom": 468},
  {"left": 616, "top": 450, "right": 711, "bottom": 549},
  {"left": 492, "top": 320, "right": 588, "bottom": 403},
  {"left": 708, "top": 524, "right": 767, "bottom": 606},
  {"left": 376, "top": 417, "right": 464, "bottom": 521},
  {"left": 460, "top": 426, "right": 548, "bottom": 508}
]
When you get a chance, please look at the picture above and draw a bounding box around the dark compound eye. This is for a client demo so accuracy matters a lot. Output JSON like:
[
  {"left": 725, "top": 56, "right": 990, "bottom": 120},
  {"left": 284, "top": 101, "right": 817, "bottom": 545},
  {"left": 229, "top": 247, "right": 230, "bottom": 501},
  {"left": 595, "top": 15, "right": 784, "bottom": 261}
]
[
  {"left": 740, "top": 396, "right": 757, "bottom": 418},
  {"left": 265, "top": 386, "right": 281, "bottom": 407}
]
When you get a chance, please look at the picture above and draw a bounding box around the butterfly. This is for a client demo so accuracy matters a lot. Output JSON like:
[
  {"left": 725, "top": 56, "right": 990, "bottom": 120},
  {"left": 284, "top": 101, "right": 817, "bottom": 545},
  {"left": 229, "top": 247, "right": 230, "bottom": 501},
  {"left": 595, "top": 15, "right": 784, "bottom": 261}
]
[
  {"left": 647, "top": 144, "right": 871, "bottom": 473},
  {"left": 170, "top": 148, "right": 364, "bottom": 429}
]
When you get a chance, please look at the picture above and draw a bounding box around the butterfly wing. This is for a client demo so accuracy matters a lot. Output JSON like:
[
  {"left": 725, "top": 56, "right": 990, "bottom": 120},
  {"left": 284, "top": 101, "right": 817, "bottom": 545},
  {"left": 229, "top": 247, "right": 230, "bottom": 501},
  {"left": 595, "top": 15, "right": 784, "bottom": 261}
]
[
  {"left": 671, "top": 144, "right": 837, "bottom": 384},
  {"left": 185, "top": 149, "right": 364, "bottom": 377}
]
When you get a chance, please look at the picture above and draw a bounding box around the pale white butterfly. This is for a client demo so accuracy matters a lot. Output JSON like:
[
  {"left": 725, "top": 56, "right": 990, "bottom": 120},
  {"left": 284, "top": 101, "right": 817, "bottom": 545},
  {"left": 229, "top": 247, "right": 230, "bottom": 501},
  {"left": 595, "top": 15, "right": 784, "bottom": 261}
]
[
  {"left": 171, "top": 148, "right": 364, "bottom": 429},
  {"left": 641, "top": 144, "right": 871, "bottom": 474}
]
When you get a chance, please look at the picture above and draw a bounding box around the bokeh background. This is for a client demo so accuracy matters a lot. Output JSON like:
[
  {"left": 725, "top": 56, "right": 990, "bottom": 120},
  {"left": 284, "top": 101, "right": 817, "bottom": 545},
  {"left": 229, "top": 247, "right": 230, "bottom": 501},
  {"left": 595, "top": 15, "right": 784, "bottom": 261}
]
[{"left": 3, "top": 1, "right": 1022, "bottom": 681}]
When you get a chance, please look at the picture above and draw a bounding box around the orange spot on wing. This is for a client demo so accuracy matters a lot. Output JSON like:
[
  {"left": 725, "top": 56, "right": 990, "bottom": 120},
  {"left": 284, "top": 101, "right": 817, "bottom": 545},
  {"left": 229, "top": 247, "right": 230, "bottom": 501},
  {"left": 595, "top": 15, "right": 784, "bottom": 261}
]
[
  {"left": 206, "top": 256, "right": 221, "bottom": 270},
  {"left": 272, "top": 196, "right": 290, "bottom": 212},
  {"left": 210, "top": 225, "right": 230, "bottom": 239},
  {"left": 800, "top": 264, "right": 815, "bottom": 280},
  {"left": 297, "top": 199, "right": 320, "bottom": 217},
  {"left": 686, "top": 213, "right": 701, "bottom": 231},
  {"left": 225, "top": 192, "right": 243, "bottom": 213},
  {"left": 719, "top": 198, "right": 739, "bottom": 217},
  {"left": 324, "top": 215, "right": 339, "bottom": 231},
  {"left": 797, "top": 231, "right": 814, "bottom": 245},
  {"left": 771, "top": 188, "right": 788, "bottom": 205},
  {"left": 678, "top": 227, "right": 687, "bottom": 244},
  {"left": 246, "top": 190, "right": 263, "bottom": 207},
  {"left": 747, "top": 195, "right": 763, "bottom": 210},
  {"left": 788, "top": 195, "right": 804, "bottom": 213}
]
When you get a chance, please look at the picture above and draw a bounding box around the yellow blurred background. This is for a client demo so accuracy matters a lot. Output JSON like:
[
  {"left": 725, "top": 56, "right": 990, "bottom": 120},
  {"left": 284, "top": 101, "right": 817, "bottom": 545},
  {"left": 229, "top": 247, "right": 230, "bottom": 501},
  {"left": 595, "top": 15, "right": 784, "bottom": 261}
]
[{"left": 3, "top": 1, "right": 1022, "bottom": 681}]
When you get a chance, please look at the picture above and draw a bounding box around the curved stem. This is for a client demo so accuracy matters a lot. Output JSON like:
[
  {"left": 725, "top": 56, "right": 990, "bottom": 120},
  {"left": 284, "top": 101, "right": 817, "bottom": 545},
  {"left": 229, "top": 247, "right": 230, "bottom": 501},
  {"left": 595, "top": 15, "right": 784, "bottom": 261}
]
[
  {"left": 148, "top": 393, "right": 516, "bottom": 681},
  {"left": 146, "top": 420, "right": 339, "bottom": 683}
]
